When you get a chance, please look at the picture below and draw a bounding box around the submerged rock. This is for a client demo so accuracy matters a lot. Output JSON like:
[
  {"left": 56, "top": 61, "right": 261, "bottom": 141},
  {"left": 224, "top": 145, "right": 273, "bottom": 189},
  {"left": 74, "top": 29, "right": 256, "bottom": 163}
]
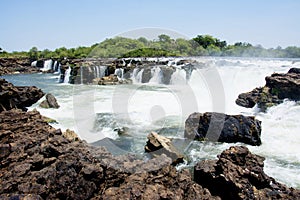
[
  {"left": 39, "top": 93, "right": 60, "bottom": 109},
  {"left": 0, "top": 78, "right": 44, "bottom": 111},
  {"left": 145, "top": 132, "right": 184, "bottom": 165},
  {"left": 236, "top": 68, "right": 300, "bottom": 110},
  {"left": 184, "top": 112, "right": 262, "bottom": 146},
  {"left": 194, "top": 146, "right": 300, "bottom": 199}
]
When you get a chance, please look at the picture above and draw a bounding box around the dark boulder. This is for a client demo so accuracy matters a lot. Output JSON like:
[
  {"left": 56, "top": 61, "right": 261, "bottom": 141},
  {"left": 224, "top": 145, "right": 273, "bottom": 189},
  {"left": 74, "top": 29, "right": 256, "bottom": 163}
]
[
  {"left": 39, "top": 93, "right": 60, "bottom": 109},
  {"left": 194, "top": 146, "right": 300, "bottom": 199},
  {"left": 184, "top": 112, "right": 262, "bottom": 146},
  {"left": 0, "top": 78, "right": 44, "bottom": 111},
  {"left": 236, "top": 68, "right": 300, "bottom": 110}
]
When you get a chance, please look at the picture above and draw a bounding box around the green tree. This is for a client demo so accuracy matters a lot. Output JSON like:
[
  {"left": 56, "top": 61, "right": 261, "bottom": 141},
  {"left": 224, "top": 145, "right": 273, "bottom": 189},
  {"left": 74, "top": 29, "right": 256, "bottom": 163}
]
[{"left": 28, "top": 47, "right": 39, "bottom": 61}]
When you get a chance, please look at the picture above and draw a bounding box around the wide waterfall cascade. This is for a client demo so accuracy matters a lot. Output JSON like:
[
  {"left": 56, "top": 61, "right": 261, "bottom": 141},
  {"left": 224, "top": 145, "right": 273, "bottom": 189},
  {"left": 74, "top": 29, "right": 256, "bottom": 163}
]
[{"left": 63, "top": 66, "right": 71, "bottom": 83}]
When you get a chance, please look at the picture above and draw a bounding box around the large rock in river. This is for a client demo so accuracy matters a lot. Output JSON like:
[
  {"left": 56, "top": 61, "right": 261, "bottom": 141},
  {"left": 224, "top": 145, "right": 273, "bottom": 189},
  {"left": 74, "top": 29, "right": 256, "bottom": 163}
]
[
  {"left": 184, "top": 112, "right": 262, "bottom": 146},
  {"left": 0, "top": 78, "right": 44, "bottom": 111},
  {"left": 194, "top": 146, "right": 300, "bottom": 199},
  {"left": 236, "top": 68, "right": 300, "bottom": 110}
]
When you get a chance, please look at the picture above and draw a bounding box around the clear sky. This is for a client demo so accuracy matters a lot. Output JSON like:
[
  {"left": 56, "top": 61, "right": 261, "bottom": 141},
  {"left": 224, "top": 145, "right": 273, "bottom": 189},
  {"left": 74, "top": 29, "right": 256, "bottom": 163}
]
[{"left": 1, "top": 0, "right": 300, "bottom": 52}]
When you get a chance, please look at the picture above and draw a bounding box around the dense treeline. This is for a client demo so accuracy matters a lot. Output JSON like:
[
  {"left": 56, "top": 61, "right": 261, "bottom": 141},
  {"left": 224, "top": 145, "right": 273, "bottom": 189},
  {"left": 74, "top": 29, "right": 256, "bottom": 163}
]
[{"left": 1, "top": 34, "right": 300, "bottom": 59}]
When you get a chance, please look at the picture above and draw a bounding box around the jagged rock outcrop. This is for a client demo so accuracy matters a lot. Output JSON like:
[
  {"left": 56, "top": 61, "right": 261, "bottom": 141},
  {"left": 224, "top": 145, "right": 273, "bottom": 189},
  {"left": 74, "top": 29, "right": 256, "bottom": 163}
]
[
  {"left": 194, "top": 146, "right": 300, "bottom": 199},
  {"left": 184, "top": 112, "right": 262, "bottom": 146},
  {"left": 39, "top": 93, "right": 60, "bottom": 109},
  {"left": 0, "top": 58, "right": 39, "bottom": 75},
  {"left": 236, "top": 68, "right": 300, "bottom": 110},
  {"left": 0, "top": 78, "right": 44, "bottom": 111},
  {"left": 145, "top": 132, "right": 184, "bottom": 165}
]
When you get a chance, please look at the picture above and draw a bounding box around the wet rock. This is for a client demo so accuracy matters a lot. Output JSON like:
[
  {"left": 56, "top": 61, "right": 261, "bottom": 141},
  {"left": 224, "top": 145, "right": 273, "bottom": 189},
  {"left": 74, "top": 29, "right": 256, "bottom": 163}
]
[
  {"left": 145, "top": 132, "right": 184, "bottom": 165},
  {"left": 0, "top": 78, "right": 44, "bottom": 111},
  {"left": 236, "top": 68, "right": 300, "bottom": 110},
  {"left": 39, "top": 93, "right": 60, "bottom": 109},
  {"left": 184, "top": 112, "right": 262, "bottom": 146},
  {"left": 194, "top": 146, "right": 300, "bottom": 200}
]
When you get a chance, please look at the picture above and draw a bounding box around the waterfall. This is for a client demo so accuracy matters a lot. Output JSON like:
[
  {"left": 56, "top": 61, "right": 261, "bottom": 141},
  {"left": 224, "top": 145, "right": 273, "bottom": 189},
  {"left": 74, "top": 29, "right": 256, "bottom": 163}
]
[
  {"left": 149, "top": 66, "right": 162, "bottom": 83},
  {"left": 170, "top": 68, "right": 187, "bottom": 85},
  {"left": 94, "top": 66, "right": 98, "bottom": 78},
  {"left": 99, "top": 66, "right": 107, "bottom": 78},
  {"left": 80, "top": 66, "right": 83, "bottom": 84},
  {"left": 64, "top": 66, "right": 71, "bottom": 83},
  {"left": 132, "top": 68, "right": 144, "bottom": 83},
  {"left": 114, "top": 68, "right": 124, "bottom": 79},
  {"left": 41, "top": 59, "right": 53, "bottom": 72},
  {"left": 31, "top": 61, "right": 37, "bottom": 67}
]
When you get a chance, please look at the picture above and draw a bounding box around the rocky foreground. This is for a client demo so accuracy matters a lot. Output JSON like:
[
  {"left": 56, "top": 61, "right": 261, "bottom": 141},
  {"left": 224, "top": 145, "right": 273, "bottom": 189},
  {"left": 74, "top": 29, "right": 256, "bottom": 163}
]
[
  {"left": 1, "top": 79, "right": 300, "bottom": 199},
  {"left": 236, "top": 68, "right": 300, "bottom": 111}
]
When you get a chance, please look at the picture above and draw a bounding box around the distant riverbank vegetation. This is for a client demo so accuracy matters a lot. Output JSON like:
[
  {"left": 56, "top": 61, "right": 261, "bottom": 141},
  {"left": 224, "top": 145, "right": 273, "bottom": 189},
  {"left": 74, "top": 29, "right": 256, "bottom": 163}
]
[{"left": 1, "top": 34, "right": 300, "bottom": 60}]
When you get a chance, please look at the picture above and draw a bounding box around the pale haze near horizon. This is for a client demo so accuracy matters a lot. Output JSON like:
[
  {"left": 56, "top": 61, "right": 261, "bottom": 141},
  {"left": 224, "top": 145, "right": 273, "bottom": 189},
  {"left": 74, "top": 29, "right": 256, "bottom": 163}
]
[{"left": 1, "top": 0, "right": 299, "bottom": 52}]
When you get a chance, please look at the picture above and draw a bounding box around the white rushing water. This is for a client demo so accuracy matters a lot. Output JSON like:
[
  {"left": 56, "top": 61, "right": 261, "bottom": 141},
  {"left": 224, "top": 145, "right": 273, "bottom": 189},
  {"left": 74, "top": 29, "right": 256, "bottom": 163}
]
[{"left": 2, "top": 57, "right": 300, "bottom": 188}]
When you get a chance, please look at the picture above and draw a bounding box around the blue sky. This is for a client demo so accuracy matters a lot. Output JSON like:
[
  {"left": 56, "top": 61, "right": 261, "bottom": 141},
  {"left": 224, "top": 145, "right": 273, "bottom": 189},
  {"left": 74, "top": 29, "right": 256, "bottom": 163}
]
[{"left": 1, "top": 0, "right": 300, "bottom": 52}]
